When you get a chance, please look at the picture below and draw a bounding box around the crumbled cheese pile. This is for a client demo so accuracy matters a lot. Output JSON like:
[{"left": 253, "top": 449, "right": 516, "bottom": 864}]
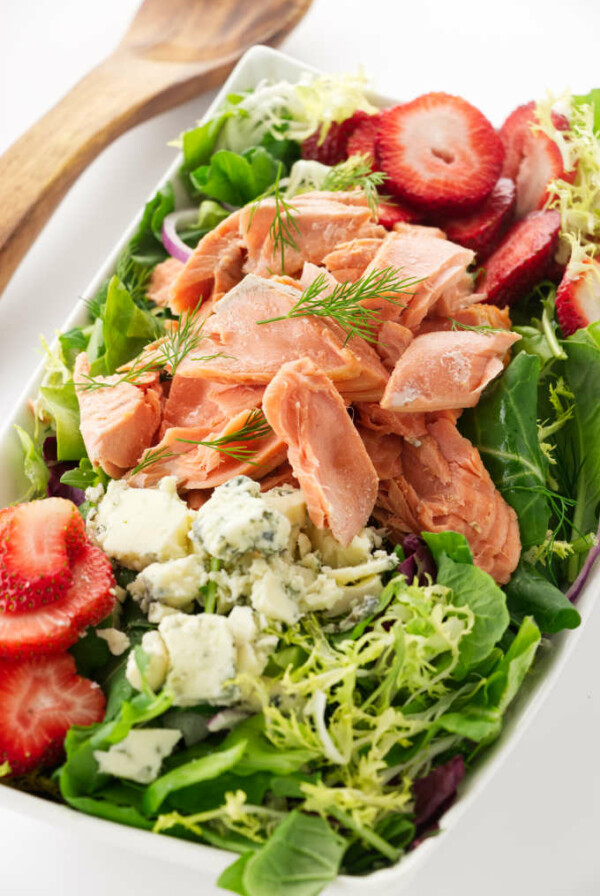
[{"left": 87, "top": 475, "right": 396, "bottom": 711}]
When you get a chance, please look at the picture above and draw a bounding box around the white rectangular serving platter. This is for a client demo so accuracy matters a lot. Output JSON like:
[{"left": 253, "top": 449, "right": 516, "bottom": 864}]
[{"left": 0, "top": 43, "right": 598, "bottom": 896}]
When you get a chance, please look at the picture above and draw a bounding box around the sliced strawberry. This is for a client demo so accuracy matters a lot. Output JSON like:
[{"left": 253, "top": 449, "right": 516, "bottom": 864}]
[
  {"left": 500, "top": 101, "right": 569, "bottom": 179},
  {"left": 0, "top": 653, "right": 105, "bottom": 775},
  {"left": 346, "top": 113, "right": 382, "bottom": 168},
  {"left": 377, "top": 199, "right": 421, "bottom": 229},
  {"left": 556, "top": 258, "right": 600, "bottom": 336},
  {"left": 376, "top": 93, "right": 504, "bottom": 213},
  {"left": 0, "top": 498, "right": 87, "bottom": 613},
  {"left": 499, "top": 101, "right": 572, "bottom": 217},
  {"left": 301, "top": 111, "right": 370, "bottom": 166},
  {"left": 0, "top": 544, "right": 116, "bottom": 659},
  {"left": 440, "top": 178, "right": 516, "bottom": 257},
  {"left": 479, "top": 210, "right": 561, "bottom": 307}
]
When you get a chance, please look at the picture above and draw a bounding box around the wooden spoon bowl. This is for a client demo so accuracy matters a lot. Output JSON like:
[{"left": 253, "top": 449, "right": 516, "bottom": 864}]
[{"left": 0, "top": 0, "right": 312, "bottom": 295}]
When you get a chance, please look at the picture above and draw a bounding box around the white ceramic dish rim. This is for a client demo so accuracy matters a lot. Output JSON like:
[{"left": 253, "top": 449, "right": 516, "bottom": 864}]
[{"left": 0, "top": 43, "right": 598, "bottom": 895}]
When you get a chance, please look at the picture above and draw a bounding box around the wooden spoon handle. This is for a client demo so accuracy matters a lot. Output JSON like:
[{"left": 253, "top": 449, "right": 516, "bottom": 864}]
[{"left": 0, "top": 53, "right": 219, "bottom": 295}]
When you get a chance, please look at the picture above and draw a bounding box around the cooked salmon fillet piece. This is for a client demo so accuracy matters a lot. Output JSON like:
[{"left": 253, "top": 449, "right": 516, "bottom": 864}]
[
  {"left": 363, "top": 232, "right": 476, "bottom": 329},
  {"left": 239, "top": 190, "right": 385, "bottom": 278},
  {"left": 74, "top": 354, "right": 162, "bottom": 478},
  {"left": 170, "top": 210, "right": 244, "bottom": 314},
  {"left": 392, "top": 222, "right": 447, "bottom": 240},
  {"left": 416, "top": 302, "right": 512, "bottom": 335},
  {"left": 373, "top": 416, "right": 521, "bottom": 583},
  {"left": 162, "top": 375, "right": 264, "bottom": 433},
  {"left": 375, "top": 320, "right": 413, "bottom": 371},
  {"left": 323, "top": 238, "right": 383, "bottom": 283},
  {"left": 357, "top": 426, "right": 403, "bottom": 480},
  {"left": 381, "top": 329, "right": 520, "bottom": 413},
  {"left": 147, "top": 257, "right": 185, "bottom": 307},
  {"left": 174, "top": 274, "right": 389, "bottom": 402},
  {"left": 128, "top": 411, "right": 287, "bottom": 491},
  {"left": 262, "top": 358, "right": 378, "bottom": 546},
  {"left": 259, "top": 462, "right": 300, "bottom": 492}
]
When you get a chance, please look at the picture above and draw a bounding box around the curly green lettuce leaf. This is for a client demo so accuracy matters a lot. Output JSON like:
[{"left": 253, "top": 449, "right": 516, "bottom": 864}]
[
  {"left": 93, "top": 275, "right": 164, "bottom": 375},
  {"left": 13, "top": 425, "right": 49, "bottom": 499}
]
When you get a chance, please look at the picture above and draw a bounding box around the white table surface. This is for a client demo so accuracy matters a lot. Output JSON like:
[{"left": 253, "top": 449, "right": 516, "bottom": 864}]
[{"left": 1, "top": 1, "right": 599, "bottom": 894}]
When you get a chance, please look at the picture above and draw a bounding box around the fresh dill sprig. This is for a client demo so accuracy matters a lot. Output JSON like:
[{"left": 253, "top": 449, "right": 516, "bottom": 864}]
[
  {"left": 248, "top": 164, "right": 301, "bottom": 274},
  {"left": 76, "top": 355, "right": 162, "bottom": 392},
  {"left": 257, "top": 266, "right": 418, "bottom": 344},
  {"left": 322, "top": 153, "right": 387, "bottom": 218},
  {"left": 77, "top": 311, "right": 225, "bottom": 392},
  {"left": 130, "top": 409, "right": 272, "bottom": 475},
  {"left": 177, "top": 408, "right": 272, "bottom": 464},
  {"left": 449, "top": 318, "right": 506, "bottom": 335},
  {"left": 130, "top": 445, "right": 178, "bottom": 477}
]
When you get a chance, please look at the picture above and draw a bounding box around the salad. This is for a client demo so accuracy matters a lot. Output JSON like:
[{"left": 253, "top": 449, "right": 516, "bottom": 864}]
[{"left": 1, "top": 70, "right": 600, "bottom": 896}]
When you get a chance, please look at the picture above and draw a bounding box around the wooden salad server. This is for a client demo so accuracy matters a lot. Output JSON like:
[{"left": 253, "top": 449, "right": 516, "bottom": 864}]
[{"left": 0, "top": 0, "right": 312, "bottom": 295}]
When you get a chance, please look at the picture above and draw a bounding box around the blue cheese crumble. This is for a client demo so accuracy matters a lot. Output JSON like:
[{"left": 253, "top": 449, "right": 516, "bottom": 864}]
[
  {"left": 94, "top": 728, "right": 181, "bottom": 784},
  {"left": 191, "top": 476, "right": 291, "bottom": 561}
]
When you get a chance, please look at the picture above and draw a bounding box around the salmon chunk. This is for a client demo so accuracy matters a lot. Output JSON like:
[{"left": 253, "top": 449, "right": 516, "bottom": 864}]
[
  {"left": 162, "top": 375, "right": 264, "bottom": 433},
  {"left": 323, "top": 238, "right": 383, "bottom": 283},
  {"left": 381, "top": 329, "right": 520, "bottom": 413},
  {"left": 262, "top": 358, "right": 378, "bottom": 546},
  {"left": 128, "top": 411, "right": 287, "bottom": 491},
  {"left": 147, "top": 257, "right": 185, "bottom": 308},
  {"left": 239, "top": 191, "right": 385, "bottom": 278},
  {"left": 74, "top": 354, "right": 162, "bottom": 478},
  {"left": 375, "top": 320, "right": 414, "bottom": 371},
  {"left": 176, "top": 274, "right": 389, "bottom": 402},
  {"left": 170, "top": 210, "right": 244, "bottom": 314},
  {"left": 392, "top": 222, "right": 447, "bottom": 240},
  {"left": 364, "top": 231, "right": 476, "bottom": 329},
  {"left": 373, "top": 416, "right": 521, "bottom": 583},
  {"left": 416, "top": 302, "right": 512, "bottom": 335}
]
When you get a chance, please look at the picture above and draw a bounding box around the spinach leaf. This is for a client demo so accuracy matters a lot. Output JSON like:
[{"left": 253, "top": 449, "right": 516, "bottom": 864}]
[
  {"left": 61, "top": 794, "right": 153, "bottom": 830},
  {"left": 166, "top": 771, "right": 271, "bottom": 815},
  {"left": 504, "top": 561, "right": 581, "bottom": 633},
  {"left": 482, "top": 616, "right": 541, "bottom": 714},
  {"left": 561, "top": 323, "right": 600, "bottom": 557},
  {"left": 38, "top": 382, "right": 86, "bottom": 461},
  {"left": 142, "top": 741, "right": 247, "bottom": 815},
  {"left": 460, "top": 352, "right": 550, "bottom": 548},
  {"left": 221, "top": 811, "right": 347, "bottom": 896},
  {"left": 218, "top": 853, "right": 253, "bottom": 896},
  {"left": 190, "top": 148, "right": 281, "bottom": 207},
  {"left": 422, "top": 531, "right": 473, "bottom": 566},
  {"left": 436, "top": 555, "right": 509, "bottom": 676}
]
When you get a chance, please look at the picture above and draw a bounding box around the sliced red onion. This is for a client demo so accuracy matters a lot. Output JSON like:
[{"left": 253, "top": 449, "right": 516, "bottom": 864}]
[
  {"left": 161, "top": 210, "right": 198, "bottom": 263},
  {"left": 566, "top": 518, "right": 600, "bottom": 603}
]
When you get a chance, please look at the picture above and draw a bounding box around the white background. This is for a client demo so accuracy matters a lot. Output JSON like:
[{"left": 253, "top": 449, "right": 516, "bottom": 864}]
[{"left": 1, "top": 1, "right": 600, "bottom": 893}]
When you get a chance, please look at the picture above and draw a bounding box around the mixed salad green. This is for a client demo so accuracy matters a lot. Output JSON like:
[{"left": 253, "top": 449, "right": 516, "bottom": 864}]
[{"left": 5, "top": 72, "right": 600, "bottom": 896}]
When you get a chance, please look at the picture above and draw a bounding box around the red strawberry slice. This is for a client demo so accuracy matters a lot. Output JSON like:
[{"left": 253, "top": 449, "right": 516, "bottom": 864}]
[
  {"left": 0, "top": 543, "right": 116, "bottom": 659},
  {"left": 556, "top": 258, "right": 600, "bottom": 336},
  {"left": 346, "top": 113, "right": 382, "bottom": 168},
  {"left": 301, "top": 111, "right": 370, "bottom": 166},
  {"left": 479, "top": 210, "right": 561, "bottom": 307},
  {"left": 376, "top": 199, "right": 421, "bottom": 229},
  {"left": 499, "top": 101, "right": 569, "bottom": 180},
  {"left": 0, "top": 498, "right": 87, "bottom": 613},
  {"left": 0, "top": 653, "right": 105, "bottom": 775},
  {"left": 499, "top": 101, "right": 572, "bottom": 217},
  {"left": 440, "top": 178, "right": 516, "bottom": 257},
  {"left": 376, "top": 93, "right": 504, "bottom": 213}
]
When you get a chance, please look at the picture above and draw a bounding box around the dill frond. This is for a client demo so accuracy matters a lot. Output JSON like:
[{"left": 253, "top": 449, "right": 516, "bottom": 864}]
[
  {"left": 176, "top": 408, "right": 272, "bottom": 465},
  {"left": 257, "top": 266, "right": 418, "bottom": 344}
]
